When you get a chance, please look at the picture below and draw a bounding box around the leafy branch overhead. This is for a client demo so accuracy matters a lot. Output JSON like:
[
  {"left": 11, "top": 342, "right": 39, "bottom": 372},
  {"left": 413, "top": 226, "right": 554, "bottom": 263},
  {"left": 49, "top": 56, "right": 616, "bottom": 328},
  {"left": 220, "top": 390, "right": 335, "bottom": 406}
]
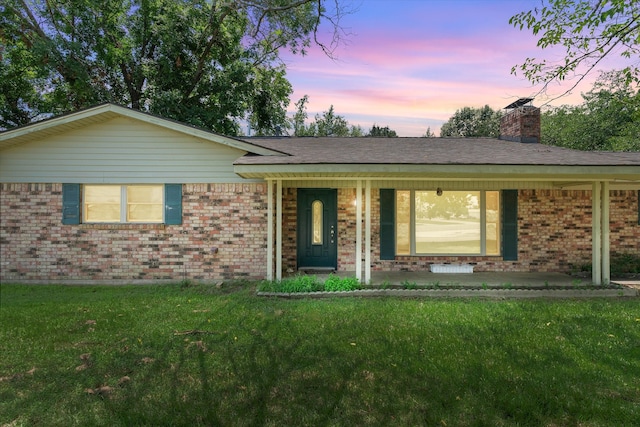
[
  {"left": 0, "top": 0, "right": 349, "bottom": 134},
  {"left": 510, "top": 0, "right": 640, "bottom": 99}
]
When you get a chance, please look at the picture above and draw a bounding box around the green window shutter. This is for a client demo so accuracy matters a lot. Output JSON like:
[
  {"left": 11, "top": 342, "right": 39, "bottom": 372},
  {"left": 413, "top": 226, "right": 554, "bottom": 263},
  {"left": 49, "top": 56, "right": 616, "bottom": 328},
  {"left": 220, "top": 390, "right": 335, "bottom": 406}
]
[
  {"left": 502, "top": 190, "right": 518, "bottom": 261},
  {"left": 165, "top": 184, "right": 182, "bottom": 225},
  {"left": 379, "top": 189, "right": 395, "bottom": 260},
  {"left": 62, "top": 184, "right": 81, "bottom": 225}
]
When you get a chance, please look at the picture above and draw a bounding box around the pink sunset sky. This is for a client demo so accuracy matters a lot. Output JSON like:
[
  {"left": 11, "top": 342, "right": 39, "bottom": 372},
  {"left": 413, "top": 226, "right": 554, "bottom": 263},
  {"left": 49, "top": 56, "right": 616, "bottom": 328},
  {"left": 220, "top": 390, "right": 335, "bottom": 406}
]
[{"left": 279, "top": 0, "right": 628, "bottom": 137}]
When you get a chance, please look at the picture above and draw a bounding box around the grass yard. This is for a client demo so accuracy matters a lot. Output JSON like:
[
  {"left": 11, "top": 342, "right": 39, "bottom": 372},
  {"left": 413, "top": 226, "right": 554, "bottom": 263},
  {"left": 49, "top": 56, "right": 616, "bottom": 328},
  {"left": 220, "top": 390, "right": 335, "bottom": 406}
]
[{"left": 1, "top": 283, "right": 639, "bottom": 426}]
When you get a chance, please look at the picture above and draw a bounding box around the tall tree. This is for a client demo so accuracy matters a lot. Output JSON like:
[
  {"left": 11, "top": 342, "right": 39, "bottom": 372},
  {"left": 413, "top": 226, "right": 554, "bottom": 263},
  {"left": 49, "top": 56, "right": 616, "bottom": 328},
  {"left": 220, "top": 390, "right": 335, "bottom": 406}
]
[
  {"left": 422, "top": 127, "right": 437, "bottom": 138},
  {"left": 367, "top": 124, "right": 397, "bottom": 137},
  {"left": 510, "top": 0, "right": 640, "bottom": 98},
  {"left": 542, "top": 70, "right": 640, "bottom": 151},
  {"left": 439, "top": 105, "right": 502, "bottom": 137},
  {"left": 290, "top": 97, "right": 363, "bottom": 137},
  {"left": 0, "top": 0, "right": 347, "bottom": 134},
  {"left": 292, "top": 94, "right": 313, "bottom": 136},
  {"left": 314, "top": 105, "right": 350, "bottom": 136}
]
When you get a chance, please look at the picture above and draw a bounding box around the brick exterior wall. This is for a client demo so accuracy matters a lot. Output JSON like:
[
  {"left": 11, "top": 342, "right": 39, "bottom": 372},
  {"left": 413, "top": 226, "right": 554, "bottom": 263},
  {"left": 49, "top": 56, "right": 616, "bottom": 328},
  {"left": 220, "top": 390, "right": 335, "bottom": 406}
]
[
  {"left": 500, "top": 106, "right": 541, "bottom": 143},
  {"left": 281, "top": 187, "right": 358, "bottom": 273},
  {"left": 370, "top": 189, "right": 639, "bottom": 274},
  {"left": 0, "top": 183, "right": 268, "bottom": 283},
  {"left": 2, "top": 184, "right": 638, "bottom": 283}
]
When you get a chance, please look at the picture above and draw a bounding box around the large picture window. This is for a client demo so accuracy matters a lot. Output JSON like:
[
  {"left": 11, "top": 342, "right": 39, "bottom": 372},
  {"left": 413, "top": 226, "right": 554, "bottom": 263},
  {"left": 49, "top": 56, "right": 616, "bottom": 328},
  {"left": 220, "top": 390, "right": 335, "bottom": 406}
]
[
  {"left": 83, "top": 185, "right": 163, "bottom": 223},
  {"left": 395, "top": 190, "right": 500, "bottom": 255}
]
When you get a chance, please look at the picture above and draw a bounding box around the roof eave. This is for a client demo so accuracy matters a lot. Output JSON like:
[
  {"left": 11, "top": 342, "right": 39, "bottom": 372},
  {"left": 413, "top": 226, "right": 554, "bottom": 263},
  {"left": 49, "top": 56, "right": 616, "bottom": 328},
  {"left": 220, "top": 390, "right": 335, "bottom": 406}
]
[{"left": 233, "top": 163, "right": 640, "bottom": 182}]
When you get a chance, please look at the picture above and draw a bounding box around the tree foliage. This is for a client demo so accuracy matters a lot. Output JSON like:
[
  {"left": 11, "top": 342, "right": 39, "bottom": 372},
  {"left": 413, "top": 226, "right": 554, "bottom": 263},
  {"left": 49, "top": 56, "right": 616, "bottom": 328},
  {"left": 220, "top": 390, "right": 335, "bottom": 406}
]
[
  {"left": 314, "top": 105, "right": 350, "bottom": 136},
  {"left": 439, "top": 105, "right": 502, "bottom": 137},
  {"left": 542, "top": 70, "right": 640, "bottom": 151},
  {"left": 367, "top": 124, "right": 397, "bottom": 137},
  {"left": 510, "top": 0, "right": 640, "bottom": 98},
  {"left": 422, "top": 127, "right": 437, "bottom": 138},
  {"left": 291, "top": 96, "right": 362, "bottom": 136},
  {"left": 416, "top": 192, "right": 474, "bottom": 220},
  {"left": 0, "top": 0, "right": 346, "bottom": 134}
]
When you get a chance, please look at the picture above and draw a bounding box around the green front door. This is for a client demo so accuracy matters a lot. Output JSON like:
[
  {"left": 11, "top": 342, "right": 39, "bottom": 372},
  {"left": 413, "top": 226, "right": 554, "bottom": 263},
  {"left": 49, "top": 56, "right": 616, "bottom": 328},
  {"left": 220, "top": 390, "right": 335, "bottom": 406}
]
[{"left": 297, "top": 189, "right": 338, "bottom": 270}]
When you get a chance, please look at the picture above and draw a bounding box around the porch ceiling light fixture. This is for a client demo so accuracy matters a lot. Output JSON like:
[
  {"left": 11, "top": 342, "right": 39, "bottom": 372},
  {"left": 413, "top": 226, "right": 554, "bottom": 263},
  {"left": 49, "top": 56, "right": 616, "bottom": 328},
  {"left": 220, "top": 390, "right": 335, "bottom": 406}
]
[{"left": 436, "top": 187, "right": 443, "bottom": 196}]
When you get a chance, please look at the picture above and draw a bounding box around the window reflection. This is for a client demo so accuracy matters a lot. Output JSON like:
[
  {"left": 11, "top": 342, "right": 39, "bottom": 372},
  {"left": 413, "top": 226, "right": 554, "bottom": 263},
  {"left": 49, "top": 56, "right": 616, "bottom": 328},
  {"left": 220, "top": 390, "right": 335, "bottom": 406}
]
[{"left": 395, "top": 190, "right": 501, "bottom": 255}]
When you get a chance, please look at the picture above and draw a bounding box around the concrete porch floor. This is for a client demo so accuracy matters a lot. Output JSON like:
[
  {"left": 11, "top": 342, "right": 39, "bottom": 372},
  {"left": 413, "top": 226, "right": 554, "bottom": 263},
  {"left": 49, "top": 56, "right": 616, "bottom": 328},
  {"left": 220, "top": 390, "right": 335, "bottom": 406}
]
[{"left": 318, "top": 271, "right": 640, "bottom": 289}]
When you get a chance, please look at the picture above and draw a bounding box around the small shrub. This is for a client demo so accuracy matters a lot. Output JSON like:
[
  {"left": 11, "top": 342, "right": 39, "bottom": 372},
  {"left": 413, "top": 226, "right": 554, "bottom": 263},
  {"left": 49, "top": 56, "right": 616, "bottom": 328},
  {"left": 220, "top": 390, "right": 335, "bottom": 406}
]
[
  {"left": 323, "top": 275, "right": 361, "bottom": 292},
  {"left": 611, "top": 252, "right": 640, "bottom": 275},
  {"left": 258, "top": 275, "right": 322, "bottom": 293},
  {"left": 401, "top": 280, "right": 417, "bottom": 290},
  {"left": 578, "top": 252, "right": 640, "bottom": 276},
  {"left": 180, "top": 279, "right": 194, "bottom": 288},
  {"left": 285, "top": 275, "right": 322, "bottom": 292},
  {"left": 258, "top": 275, "right": 362, "bottom": 293}
]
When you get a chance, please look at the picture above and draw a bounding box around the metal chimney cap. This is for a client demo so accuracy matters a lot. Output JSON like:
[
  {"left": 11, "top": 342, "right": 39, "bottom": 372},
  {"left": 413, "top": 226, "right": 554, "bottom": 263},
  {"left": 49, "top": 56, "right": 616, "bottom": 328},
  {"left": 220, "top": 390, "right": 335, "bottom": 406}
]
[{"left": 504, "top": 98, "right": 534, "bottom": 109}]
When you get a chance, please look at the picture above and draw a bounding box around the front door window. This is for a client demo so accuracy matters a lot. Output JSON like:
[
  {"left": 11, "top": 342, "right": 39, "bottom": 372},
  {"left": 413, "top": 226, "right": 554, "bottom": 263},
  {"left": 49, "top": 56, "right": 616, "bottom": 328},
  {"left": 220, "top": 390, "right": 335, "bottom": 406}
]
[{"left": 312, "top": 200, "right": 323, "bottom": 244}]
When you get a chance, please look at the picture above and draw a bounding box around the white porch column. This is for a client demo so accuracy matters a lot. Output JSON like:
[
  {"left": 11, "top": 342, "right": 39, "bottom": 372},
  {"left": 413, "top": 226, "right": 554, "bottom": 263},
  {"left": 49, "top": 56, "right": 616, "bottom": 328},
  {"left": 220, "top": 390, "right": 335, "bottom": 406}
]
[
  {"left": 356, "top": 180, "right": 363, "bottom": 281},
  {"left": 592, "top": 182, "right": 602, "bottom": 285},
  {"left": 365, "top": 180, "right": 372, "bottom": 284},
  {"left": 602, "top": 181, "right": 610, "bottom": 284},
  {"left": 267, "top": 180, "right": 274, "bottom": 281},
  {"left": 276, "top": 179, "right": 283, "bottom": 281}
]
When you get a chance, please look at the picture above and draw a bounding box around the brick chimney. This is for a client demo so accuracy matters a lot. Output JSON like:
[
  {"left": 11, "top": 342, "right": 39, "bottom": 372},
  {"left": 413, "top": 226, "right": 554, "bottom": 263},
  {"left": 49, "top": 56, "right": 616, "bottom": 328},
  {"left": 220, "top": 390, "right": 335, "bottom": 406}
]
[{"left": 499, "top": 98, "right": 540, "bottom": 143}]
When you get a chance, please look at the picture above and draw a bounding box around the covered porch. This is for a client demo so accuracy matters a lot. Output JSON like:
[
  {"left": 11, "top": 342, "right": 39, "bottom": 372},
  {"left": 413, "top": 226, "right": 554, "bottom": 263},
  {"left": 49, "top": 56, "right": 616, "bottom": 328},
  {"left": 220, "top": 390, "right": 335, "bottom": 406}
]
[
  {"left": 262, "top": 179, "right": 628, "bottom": 286},
  {"left": 234, "top": 136, "right": 640, "bottom": 288}
]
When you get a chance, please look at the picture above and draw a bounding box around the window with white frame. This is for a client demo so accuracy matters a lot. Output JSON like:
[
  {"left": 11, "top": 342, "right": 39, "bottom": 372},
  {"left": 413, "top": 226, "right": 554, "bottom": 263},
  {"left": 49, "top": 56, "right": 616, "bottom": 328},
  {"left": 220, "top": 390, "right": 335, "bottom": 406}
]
[
  {"left": 395, "top": 190, "right": 501, "bottom": 255},
  {"left": 83, "top": 185, "right": 163, "bottom": 223}
]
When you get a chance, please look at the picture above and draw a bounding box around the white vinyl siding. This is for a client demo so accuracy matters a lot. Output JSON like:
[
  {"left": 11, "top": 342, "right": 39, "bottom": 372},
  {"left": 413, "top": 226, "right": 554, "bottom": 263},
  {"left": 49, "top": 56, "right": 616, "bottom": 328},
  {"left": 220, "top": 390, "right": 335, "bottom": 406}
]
[{"left": 0, "top": 117, "right": 257, "bottom": 183}]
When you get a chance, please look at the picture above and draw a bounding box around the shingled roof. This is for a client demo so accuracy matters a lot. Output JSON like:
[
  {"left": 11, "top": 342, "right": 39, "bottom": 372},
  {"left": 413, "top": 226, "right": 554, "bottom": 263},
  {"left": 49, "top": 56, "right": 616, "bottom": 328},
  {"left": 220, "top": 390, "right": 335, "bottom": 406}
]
[
  {"left": 236, "top": 137, "right": 640, "bottom": 166},
  {"left": 231, "top": 137, "right": 640, "bottom": 184}
]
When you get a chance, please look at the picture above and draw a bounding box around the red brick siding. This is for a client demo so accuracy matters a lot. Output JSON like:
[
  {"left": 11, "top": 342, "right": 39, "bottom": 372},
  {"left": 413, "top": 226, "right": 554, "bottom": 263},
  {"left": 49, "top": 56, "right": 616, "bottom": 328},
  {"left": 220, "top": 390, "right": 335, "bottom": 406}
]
[
  {"left": 2, "top": 184, "right": 638, "bottom": 282},
  {"left": 370, "top": 189, "right": 639, "bottom": 273},
  {"left": 611, "top": 190, "right": 640, "bottom": 253},
  {"left": 281, "top": 188, "right": 357, "bottom": 273},
  {"left": 518, "top": 190, "right": 593, "bottom": 271},
  {"left": 500, "top": 107, "right": 541, "bottom": 142},
  {"left": 0, "top": 183, "right": 268, "bottom": 283},
  {"left": 282, "top": 188, "right": 297, "bottom": 272}
]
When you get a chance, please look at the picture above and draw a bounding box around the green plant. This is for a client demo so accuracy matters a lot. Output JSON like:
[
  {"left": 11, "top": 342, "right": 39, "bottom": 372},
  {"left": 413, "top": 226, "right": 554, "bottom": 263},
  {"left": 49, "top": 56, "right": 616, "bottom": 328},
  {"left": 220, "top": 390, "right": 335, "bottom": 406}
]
[
  {"left": 258, "top": 275, "right": 322, "bottom": 293},
  {"left": 577, "top": 252, "right": 640, "bottom": 277},
  {"left": 323, "top": 275, "right": 361, "bottom": 292},
  {"left": 611, "top": 252, "right": 640, "bottom": 275},
  {"left": 401, "top": 280, "right": 417, "bottom": 290},
  {"left": 180, "top": 278, "right": 194, "bottom": 288},
  {"left": 501, "top": 282, "right": 513, "bottom": 289}
]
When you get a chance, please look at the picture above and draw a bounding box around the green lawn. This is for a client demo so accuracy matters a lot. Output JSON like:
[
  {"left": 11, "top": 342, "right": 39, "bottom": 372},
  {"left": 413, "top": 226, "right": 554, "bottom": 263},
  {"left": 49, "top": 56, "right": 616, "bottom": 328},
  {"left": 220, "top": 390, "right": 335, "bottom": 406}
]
[{"left": 1, "top": 283, "right": 639, "bottom": 426}]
